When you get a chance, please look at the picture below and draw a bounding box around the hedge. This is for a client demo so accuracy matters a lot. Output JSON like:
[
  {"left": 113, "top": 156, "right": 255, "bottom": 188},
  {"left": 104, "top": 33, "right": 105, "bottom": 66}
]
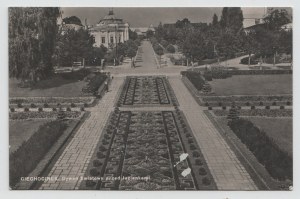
[
  {"left": 228, "top": 119, "right": 292, "bottom": 181},
  {"left": 10, "top": 121, "right": 68, "bottom": 187},
  {"left": 182, "top": 71, "right": 205, "bottom": 91}
]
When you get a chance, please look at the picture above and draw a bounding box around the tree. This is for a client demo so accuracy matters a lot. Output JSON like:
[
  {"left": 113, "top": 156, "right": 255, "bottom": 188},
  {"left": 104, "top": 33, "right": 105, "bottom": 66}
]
[
  {"left": 9, "top": 7, "right": 60, "bottom": 82},
  {"left": 125, "top": 40, "right": 138, "bottom": 67},
  {"left": 212, "top": 13, "right": 218, "bottom": 26},
  {"left": 62, "top": 16, "right": 83, "bottom": 26},
  {"left": 155, "top": 22, "right": 164, "bottom": 41},
  {"left": 264, "top": 9, "right": 291, "bottom": 31},
  {"left": 146, "top": 29, "right": 154, "bottom": 39},
  {"left": 55, "top": 28, "right": 94, "bottom": 67},
  {"left": 220, "top": 7, "right": 244, "bottom": 34},
  {"left": 182, "top": 29, "right": 206, "bottom": 63},
  {"left": 129, "top": 28, "right": 138, "bottom": 40}
]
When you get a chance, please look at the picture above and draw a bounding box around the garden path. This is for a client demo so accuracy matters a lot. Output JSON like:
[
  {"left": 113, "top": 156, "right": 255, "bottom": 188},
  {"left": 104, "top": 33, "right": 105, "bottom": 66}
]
[
  {"left": 39, "top": 77, "right": 124, "bottom": 190},
  {"left": 169, "top": 76, "right": 257, "bottom": 190}
]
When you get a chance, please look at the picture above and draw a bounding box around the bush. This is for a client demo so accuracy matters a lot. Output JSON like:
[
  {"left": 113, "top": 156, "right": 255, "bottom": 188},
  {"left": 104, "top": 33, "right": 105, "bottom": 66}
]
[
  {"left": 44, "top": 103, "right": 49, "bottom": 108},
  {"left": 202, "top": 177, "right": 211, "bottom": 185},
  {"left": 245, "top": 102, "right": 251, "bottom": 106},
  {"left": 10, "top": 107, "right": 15, "bottom": 112},
  {"left": 66, "top": 107, "right": 71, "bottom": 111},
  {"left": 38, "top": 107, "right": 43, "bottom": 112},
  {"left": 166, "top": 44, "right": 175, "bottom": 53},
  {"left": 30, "top": 103, "right": 36, "bottom": 108},
  {"left": 17, "top": 103, "right": 22, "bottom": 108},
  {"left": 89, "top": 168, "right": 100, "bottom": 176},
  {"left": 251, "top": 105, "right": 255, "bottom": 110},
  {"left": 272, "top": 101, "right": 277, "bottom": 106},
  {"left": 93, "top": 159, "right": 102, "bottom": 167},
  {"left": 265, "top": 105, "right": 270, "bottom": 110},
  {"left": 80, "top": 107, "right": 85, "bottom": 111},
  {"left": 9, "top": 121, "right": 68, "bottom": 186},
  {"left": 71, "top": 103, "right": 76, "bottom": 107},
  {"left": 222, "top": 106, "right": 226, "bottom": 110},
  {"left": 96, "top": 152, "right": 105, "bottom": 159},
  {"left": 160, "top": 40, "right": 169, "bottom": 48},
  {"left": 208, "top": 106, "right": 213, "bottom": 110},
  {"left": 195, "top": 159, "right": 203, "bottom": 166},
  {"left": 192, "top": 151, "right": 200, "bottom": 157},
  {"left": 259, "top": 101, "right": 264, "bottom": 106},
  {"left": 84, "top": 103, "right": 89, "bottom": 107},
  {"left": 280, "top": 106, "right": 285, "bottom": 109},
  {"left": 198, "top": 168, "right": 207, "bottom": 175},
  {"left": 52, "top": 107, "right": 57, "bottom": 111},
  {"left": 61, "top": 68, "right": 90, "bottom": 81},
  {"left": 86, "top": 180, "right": 96, "bottom": 187},
  {"left": 184, "top": 71, "right": 205, "bottom": 91},
  {"left": 286, "top": 101, "right": 291, "bottom": 106},
  {"left": 24, "top": 107, "right": 29, "bottom": 112},
  {"left": 190, "top": 144, "right": 197, "bottom": 150}
]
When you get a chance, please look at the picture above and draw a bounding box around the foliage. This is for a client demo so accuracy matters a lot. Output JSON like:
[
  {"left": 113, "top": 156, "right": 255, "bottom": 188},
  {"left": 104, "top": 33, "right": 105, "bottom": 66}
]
[
  {"left": 263, "top": 9, "right": 291, "bottom": 31},
  {"left": 9, "top": 7, "right": 60, "bottom": 81},
  {"left": 86, "top": 45, "right": 107, "bottom": 66},
  {"left": 183, "top": 71, "right": 205, "bottom": 91},
  {"left": 62, "top": 16, "right": 83, "bottom": 26},
  {"left": 10, "top": 121, "right": 68, "bottom": 186},
  {"left": 166, "top": 44, "right": 175, "bottom": 53},
  {"left": 55, "top": 28, "right": 94, "bottom": 67},
  {"left": 228, "top": 119, "right": 292, "bottom": 180}
]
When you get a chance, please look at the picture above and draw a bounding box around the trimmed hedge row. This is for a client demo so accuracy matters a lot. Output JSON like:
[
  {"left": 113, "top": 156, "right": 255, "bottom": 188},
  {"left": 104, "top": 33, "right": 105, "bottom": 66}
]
[
  {"left": 213, "top": 109, "right": 292, "bottom": 117},
  {"left": 202, "top": 95, "right": 292, "bottom": 103},
  {"left": 229, "top": 69, "right": 292, "bottom": 75},
  {"left": 228, "top": 119, "right": 292, "bottom": 181},
  {"left": 181, "top": 71, "right": 205, "bottom": 91},
  {"left": 10, "top": 121, "right": 68, "bottom": 187}
]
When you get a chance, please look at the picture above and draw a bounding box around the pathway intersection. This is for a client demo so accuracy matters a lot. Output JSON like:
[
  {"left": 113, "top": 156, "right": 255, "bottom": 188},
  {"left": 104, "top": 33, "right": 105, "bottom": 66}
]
[{"left": 40, "top": 40, "right": 257, "bottom": 190}]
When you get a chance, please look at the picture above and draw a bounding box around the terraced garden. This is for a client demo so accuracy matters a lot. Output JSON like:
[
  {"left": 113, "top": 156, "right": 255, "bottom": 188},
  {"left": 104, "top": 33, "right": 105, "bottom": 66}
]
[
  {"left": 81, "top": 109, "right": 216, "bottom": 190},
  {"left": 117, "top": 76, "right": 178, "bottom": 106}
]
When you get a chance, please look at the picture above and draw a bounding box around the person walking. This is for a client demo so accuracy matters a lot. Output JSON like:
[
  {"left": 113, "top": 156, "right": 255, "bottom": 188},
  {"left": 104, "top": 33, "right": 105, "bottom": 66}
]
[{"left": 105, "top": 81, "right": 109, "bottom": 92}]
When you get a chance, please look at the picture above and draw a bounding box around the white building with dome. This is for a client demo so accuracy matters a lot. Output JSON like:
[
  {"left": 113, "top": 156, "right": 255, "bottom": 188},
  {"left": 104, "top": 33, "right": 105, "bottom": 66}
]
[{"left": 89, "top": 9, "right": 130, "bottom": 48}]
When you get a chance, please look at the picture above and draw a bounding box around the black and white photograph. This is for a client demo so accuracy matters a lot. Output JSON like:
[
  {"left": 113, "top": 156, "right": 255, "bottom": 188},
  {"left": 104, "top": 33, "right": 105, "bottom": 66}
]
[{"left": 6, "top": 5, "right": 294, "bottom": 192}]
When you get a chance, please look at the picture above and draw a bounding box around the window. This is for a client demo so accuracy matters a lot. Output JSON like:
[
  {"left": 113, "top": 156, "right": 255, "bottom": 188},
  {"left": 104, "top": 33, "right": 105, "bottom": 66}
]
[
  {"left": 110, "top": 36, "right": 114, "bottom": 43},
  {"left": 101, "top": 37, "right": 105, "bottom": 44}
]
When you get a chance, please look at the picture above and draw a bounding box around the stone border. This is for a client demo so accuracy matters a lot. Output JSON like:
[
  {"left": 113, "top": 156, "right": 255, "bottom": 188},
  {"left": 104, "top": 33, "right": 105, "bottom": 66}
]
[{"left": 13, "top": 112, "right": 90, "bottom": 190}]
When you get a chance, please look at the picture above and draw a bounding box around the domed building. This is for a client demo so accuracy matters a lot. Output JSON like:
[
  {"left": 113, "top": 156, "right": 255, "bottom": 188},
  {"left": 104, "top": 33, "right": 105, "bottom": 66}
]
[{"left": 89, "top": 9, "right": 130, "bottom": 48}]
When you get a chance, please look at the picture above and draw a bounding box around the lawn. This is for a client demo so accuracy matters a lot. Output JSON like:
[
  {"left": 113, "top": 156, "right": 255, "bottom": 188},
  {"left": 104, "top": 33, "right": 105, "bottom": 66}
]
[
  {"left": 9, "top": 120, "right": 49, "bottom": 153},
  {"left": 246, "top": 117, "right": 292, "bottom": 155},
  {"left": 9, "top": 77, "right": 87, "bottom": 97},
  {"left": 210, "top": 74, "right": 292, "bottom": 96}
]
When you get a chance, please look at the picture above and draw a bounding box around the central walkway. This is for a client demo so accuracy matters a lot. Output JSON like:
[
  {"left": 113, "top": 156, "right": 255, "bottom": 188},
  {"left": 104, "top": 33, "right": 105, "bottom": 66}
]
[
  {"left": 40, "top": 77, "right": 124, "bottom": 190},
  {"left": 169, "top": 76, "right": 257, "bottom": 190},
  {"left": 40, "top": 40, "right": 257, "bottom": 190}
]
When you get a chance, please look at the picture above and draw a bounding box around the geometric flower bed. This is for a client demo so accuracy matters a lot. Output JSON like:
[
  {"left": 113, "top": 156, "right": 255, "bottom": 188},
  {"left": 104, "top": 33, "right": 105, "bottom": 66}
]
[
  {"left": 80, "top": 109, "right": 216, "bottom": 190},
  {"left": 212, "top": 109, "right": 292, "bottom": 117},
  {"left": 117, "top": 76, "right": 178, "bottom": 106},
  {"left": 9, "top": 111, "right": 82, "bottom": 120}
]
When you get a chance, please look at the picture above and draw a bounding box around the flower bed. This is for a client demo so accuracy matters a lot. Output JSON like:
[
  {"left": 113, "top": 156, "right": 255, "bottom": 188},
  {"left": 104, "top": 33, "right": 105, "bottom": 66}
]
[
  {"left": 228, "top": 119, "right": 292, "bottom": 181},
  {"left": 117, "top": 76, "right": 177, "bottom": 106},
  {"left": 212, "top": 109, "right": 292, "bottom": 117},
  {"left": 9, "top": 97, "right": 95, "bottom": 105},
  {"left": 80, "top": 110, "right": 216, "bottom": 190},
  {"left": 9, "top": 111, "right": 82, "bottom": 120}
]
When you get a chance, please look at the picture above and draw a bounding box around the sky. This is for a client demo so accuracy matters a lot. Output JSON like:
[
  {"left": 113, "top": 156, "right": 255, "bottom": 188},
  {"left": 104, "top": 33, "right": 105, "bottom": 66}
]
[{"left": 61, "top": 7, "right": 269, "bottom": 28}]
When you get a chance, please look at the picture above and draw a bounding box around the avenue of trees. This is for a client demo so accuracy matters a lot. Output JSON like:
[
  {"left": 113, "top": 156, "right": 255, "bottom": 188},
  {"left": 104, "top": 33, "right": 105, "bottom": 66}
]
[{"left": 154, "top": 7, "right": 292, "bottom": 66}]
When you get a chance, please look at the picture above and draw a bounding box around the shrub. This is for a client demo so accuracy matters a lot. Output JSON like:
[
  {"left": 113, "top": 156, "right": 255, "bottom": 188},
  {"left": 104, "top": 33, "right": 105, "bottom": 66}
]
[
  {"left": 188, "top": 138, "right": 194, "bottom": 144},
  {"left": 10, "top": 107, "right": 15, "bottom": 112},
  {"left": 99, "top": 146, "right": 107, "bottom": 152},
  {"left": 286, "top": 101, "right": 291, "bottom": 106},
  {"left": 202, "top": 177, "right": 211, "bottom": 185},
  {"left": 86, "top": 180, "right": 96, "bottom": 187},
  {"left": 198, "top": 168, "right": 207, "bottom": 175},
  {"left": 184, "top": 71, "right": 205, "bottom": 91},
  {"left": 205, "top": 102, "right": 209, "bottom": 107},
  {"left": 17, "top": 103, "right": 22, "bottom": 108},
  {"left": 80, "top": 107, "right": 85, "bottom": 111},
  {"left": 84, "top": 103, "right": 89, "bottom": 107},
  {"left": 9, "top": 121, "right": 68, "bottom": 186},
  {"left": 30, "top": 103, "right": 36, "bottom": 108},
  {"left": 38, "top": 107, "right": 43, "bottom": 112},
  {"left": 251, "top": 106, "right": 255, "bottom": 110},
  {"left": 245, "top": 102, "right": 250, "bottom": 106},
  {"left": 96, "top": 152, "right": 105, "bottom": 159},
  {"left": 265, "top": 105, "right": 270, "bottom": 110},
  {"left": 66, "top": 107, "right": 71, "bottom": 111},
  {"left": 190, "top": 144, "right": 197, "bottom": 150},
  {"left": 24, "top": 107, "right": 29, "bottom": 112},
  {"left": 218, "top": 102, "right": 222, "bottom": 107},
  {"left": 222, "top": 106, "right": 226, "bottom": 110},
  {"left": 89, "top": 168, "right": 100, "bottom": 176},
  {"left": 61, "top": 68, "right": 90, "bottom": 81},
  {"left": 272, "top": 101, "right": 277, "bottom": 106},
  {"left": 93, "top": 159, "right": 102, "bottom": 167},
  {"left": 71, "top": 103, "right": 76, "bottom": 108},
  {"left": 195, "top": 159, "right": 203, "bottom": 166},
  {"left": 57, "top": 103, "right": 61, "bottom": 107},
  {"left": 208, "top": 106, "right": 213, "bottom": 110},
  {"left": 259, "top": 101, "right": 264, "bottom": 106},
  {"left": 160, "top": 40, "right": 169, "bottom": 48},
  {"left": 280, "top": 106, "right": 285, "bottom": 109},
  {"left": 44, "top": 103, "right": 49, "bottom": 108},
  {"left": 52, "top": 107, "right": 57, "bottom": 111},
  {"left": 57, "top": 110, "right": 65, "bottom": 119},
  {"left": 166, "top": 44, "right": 175, "bottom": 53},
  {"left": 192, "top": 151, "right": 200, "bottom": 157}
]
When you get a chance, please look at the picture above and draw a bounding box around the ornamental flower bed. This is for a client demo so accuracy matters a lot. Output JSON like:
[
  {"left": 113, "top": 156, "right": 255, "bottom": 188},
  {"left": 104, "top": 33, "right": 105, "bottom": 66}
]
[
  {"left": 9, "top": 111, "right": 82, "bottom": 120},
  {"left": 9, "top": 97, "right": 95, "bottom": 106},
  {"left": 212, "top": 109, "right": 292, "bottom": 117},
  {"left": 117, "top": 76, "right": 177, "bottom": 106},
  {"left": 80, "top": 110, "right": 216, "bottom": 190}
]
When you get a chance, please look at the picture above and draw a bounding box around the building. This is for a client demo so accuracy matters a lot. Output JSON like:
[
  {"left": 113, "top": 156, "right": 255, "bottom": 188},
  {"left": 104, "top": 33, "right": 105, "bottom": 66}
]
[
  {"left": 130, "top": 25, "right": 155, "bottom": 37},
  {"left": 89, "top": 9, "right": 129, "bottom": 48}
]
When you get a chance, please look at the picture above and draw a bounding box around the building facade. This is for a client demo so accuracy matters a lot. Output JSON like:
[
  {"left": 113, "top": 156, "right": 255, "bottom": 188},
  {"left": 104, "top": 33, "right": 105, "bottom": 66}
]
[{"left": 89, "top": 9, "right": 129, "bottom": 48}]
